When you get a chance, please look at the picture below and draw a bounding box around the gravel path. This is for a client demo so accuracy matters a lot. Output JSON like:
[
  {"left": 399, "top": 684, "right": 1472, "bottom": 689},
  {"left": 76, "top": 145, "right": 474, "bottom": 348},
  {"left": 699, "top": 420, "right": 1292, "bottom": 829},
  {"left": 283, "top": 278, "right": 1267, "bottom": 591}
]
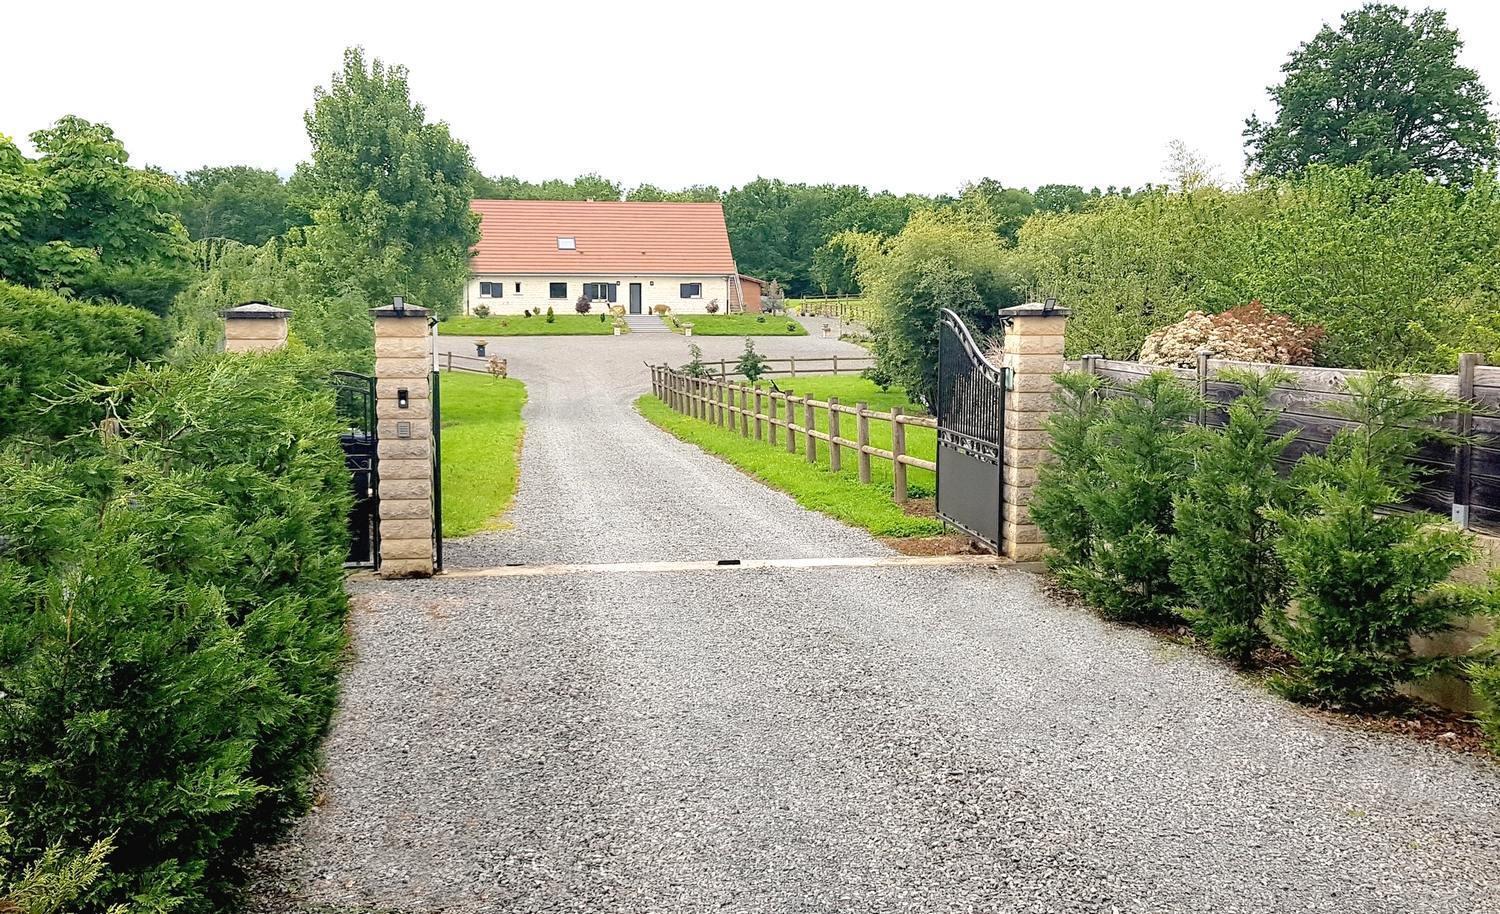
[
  {"left": 437, "top": 331, "right": 883, "bottom": 567},
  {"left": 249, "top": 334, "right": 1500, "bottom": 913}
]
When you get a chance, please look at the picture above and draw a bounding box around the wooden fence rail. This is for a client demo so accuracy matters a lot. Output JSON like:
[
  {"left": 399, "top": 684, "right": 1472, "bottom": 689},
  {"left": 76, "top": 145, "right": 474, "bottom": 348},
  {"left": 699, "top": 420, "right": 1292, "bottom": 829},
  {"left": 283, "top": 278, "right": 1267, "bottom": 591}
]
[
  {"left": 792, "top": 297, "right": 881, "bottom": 324},
  {"left": 1074, "top": 352, "right": 1500, "bottom": 535},
  {"left": 651, "top": 364, "right": 935, "bottom": 504},
  {"left": 704, "top": 354, "right": 876, "bottom": 379},
  {"left": 439, "top": 351, "right": 508, "bottom": 375}
]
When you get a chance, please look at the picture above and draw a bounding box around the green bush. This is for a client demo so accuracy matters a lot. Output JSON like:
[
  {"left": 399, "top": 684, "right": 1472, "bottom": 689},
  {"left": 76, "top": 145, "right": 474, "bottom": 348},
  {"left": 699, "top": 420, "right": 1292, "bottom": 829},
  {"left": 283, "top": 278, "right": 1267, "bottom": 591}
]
[
  {"left": 1, "top": 811, "right": 117, "bottom": 914},
  {"left": 0, "top": 281, "right": 169, "bottom": 440},
  {"left": 848, "top": 209, "right": 1025, "bottom": 407},
  {"left": 1030, "top": 372, "right": 1106, "bottom": 573},
  {"left": 1068, "top": 372, "right": 1202, "bottom": 621},
  {"left": 1169, "top": 369, "right": 1297, "bottom": 664},
  {"left": 545, "top": 305, "right": 556, "bottom": 323},
  {"left": 735, "top": 338, "right": 769, "bottom": 383},
  {"left": 1469, "top": 584, "right": 1500, "bottom": 751},
  {"left": 1268, "top": 373, "right": 1477, "bottom": 706},
  {"left": 1019, "top": 167, "right": 1500, "bottom": 371},
  {"left": 0, "top": 350, "right": 352, "bottom": 912}
]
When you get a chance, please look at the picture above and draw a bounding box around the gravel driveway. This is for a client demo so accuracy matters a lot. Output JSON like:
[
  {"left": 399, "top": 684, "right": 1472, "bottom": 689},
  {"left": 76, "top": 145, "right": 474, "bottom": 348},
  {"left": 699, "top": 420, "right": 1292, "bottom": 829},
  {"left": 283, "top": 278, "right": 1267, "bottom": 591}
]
[{"left": 249, "top": 333, "right": 1500, "bottom": 913}]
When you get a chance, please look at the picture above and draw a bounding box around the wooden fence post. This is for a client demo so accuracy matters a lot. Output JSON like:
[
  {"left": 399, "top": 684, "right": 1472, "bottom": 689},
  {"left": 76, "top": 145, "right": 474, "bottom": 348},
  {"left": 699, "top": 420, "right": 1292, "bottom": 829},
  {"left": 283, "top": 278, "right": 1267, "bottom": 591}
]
[
  {"left": 1195, "top": 348, "right": 1211, "bottom": 426},
  {"left": 754, "top": 389, "right": 764, "bottom": 441},
  {"left": 716, "top": 380, "right": 725, "bottom": 427},
  {"left": 1454, "top": 353, "right": 1482, "bottom": 528},
  {"left": 785, "top": 390, "right": 797, "bottom": 453},
  {"left": 720, "top": 358, "right": 728, "bottom": 380},
  {"left": 740, "top": 385, "right": 750, "bottom": 437},
  {"left": 856, "top": 402, "right": 871, "bottom": 484},
  {"left": 828, "top": 397, "right": 842, "bottom": 472},
  {"left": 1082, "top": 354, "right": 1100, "bottom": 377},
  {"left": 805, "top": 396, "right": 817, "bottom": 463},
  {"left": 768, "top": 394, "right": 779, "bottom": 446},
  {"left": 891, "top": 407, "right": 907, "bottom": 503},
  {"left": 446, "top": 351, "right": 453, "bottom": 373},
  {"left": 832, "top": 355, "right": 839, "bottom": 375},
  {"left": 789, "top": 356, "right": 797, "bottom": 377}
]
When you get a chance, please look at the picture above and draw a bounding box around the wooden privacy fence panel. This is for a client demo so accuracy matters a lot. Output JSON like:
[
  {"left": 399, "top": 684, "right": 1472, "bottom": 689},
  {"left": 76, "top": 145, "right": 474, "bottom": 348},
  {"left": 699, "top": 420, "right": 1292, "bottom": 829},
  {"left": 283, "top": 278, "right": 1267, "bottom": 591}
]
[
  {"left": 650, "top": 364, "right": 936, "bottom": 505},
  {"left": 1081, "top": 353, "right": 1500, "bottom": 534}
]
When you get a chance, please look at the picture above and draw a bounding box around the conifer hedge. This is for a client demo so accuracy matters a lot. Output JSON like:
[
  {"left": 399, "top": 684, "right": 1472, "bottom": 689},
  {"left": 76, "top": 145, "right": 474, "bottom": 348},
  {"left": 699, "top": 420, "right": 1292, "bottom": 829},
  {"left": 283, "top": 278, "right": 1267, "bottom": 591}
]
[{"left": 0, "top": 350, "right": 353, "bottom": 912}]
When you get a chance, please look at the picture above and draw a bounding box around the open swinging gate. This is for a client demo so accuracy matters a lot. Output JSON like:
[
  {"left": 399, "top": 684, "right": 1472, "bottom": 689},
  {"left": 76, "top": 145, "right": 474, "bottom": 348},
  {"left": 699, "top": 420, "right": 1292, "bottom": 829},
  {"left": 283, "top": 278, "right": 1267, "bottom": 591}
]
[{"left": 935, "top": 308, "right": 1009, "bottom": 552}]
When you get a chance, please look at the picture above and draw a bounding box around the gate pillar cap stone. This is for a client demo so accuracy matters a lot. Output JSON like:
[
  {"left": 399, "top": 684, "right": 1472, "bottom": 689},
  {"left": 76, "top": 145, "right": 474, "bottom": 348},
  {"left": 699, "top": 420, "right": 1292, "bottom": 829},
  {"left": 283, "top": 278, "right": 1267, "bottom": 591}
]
[
  {"left": 221, "top": 301, "right": 290, "bottom": 319},
  {"left": 998, "top": 302, "right": 1071, "bottom": 318},
  {"left": 371, "top": 302, "right": 431, "bottom": 317}
]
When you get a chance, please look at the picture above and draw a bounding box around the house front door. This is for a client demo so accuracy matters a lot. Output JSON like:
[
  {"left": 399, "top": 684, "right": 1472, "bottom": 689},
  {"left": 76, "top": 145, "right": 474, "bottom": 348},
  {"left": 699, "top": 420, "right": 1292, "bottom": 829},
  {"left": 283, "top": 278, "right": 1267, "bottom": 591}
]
[{"left": 629, "top": 283, "right": 643, "bottom": 315}]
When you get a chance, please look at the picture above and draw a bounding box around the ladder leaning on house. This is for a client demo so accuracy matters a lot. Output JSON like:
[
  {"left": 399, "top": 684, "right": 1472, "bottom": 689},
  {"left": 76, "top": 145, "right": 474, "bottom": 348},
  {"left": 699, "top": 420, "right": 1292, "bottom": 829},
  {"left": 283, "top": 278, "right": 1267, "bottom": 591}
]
[{"left": 726, "top": 273, "right": 747, "bottom": 314}]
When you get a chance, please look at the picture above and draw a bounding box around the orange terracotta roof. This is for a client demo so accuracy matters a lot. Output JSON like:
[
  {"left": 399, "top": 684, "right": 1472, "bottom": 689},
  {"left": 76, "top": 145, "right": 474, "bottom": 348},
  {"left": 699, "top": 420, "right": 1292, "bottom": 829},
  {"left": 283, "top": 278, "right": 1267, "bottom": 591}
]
[{"left": 470, "top": 200, "right": 737, "bottom": 275}]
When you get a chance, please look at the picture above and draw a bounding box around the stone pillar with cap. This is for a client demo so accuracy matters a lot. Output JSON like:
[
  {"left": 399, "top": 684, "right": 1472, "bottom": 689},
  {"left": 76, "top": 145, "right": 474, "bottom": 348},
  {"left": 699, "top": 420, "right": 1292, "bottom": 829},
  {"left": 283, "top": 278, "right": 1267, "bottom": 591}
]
[
  {"left": 372, "top": 298, "right": 436, "bottom": 578},
  {"left": 997, "top": 302, "right": 1069, "bottom": 561},
  {"left": 221, "top": 301, "right": 290, "bottom": 352}
]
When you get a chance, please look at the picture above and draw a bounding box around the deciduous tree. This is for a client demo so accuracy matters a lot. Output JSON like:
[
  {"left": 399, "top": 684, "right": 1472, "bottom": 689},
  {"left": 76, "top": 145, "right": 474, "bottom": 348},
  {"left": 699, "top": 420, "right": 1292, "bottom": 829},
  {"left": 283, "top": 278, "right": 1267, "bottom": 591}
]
[
  {"left": 301, "top": 47, "right": 479, "bottom": 318},
  {"left": 1244, "top": 4, "right": 1498, "bottom": 184}
]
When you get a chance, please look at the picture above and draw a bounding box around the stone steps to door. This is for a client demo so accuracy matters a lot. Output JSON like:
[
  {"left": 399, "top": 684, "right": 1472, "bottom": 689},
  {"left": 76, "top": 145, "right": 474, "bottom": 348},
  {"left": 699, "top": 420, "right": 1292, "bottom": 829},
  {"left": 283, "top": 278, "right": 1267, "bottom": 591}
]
[{"left": 624, "top": 314, "right": 673, "bottom": 334}]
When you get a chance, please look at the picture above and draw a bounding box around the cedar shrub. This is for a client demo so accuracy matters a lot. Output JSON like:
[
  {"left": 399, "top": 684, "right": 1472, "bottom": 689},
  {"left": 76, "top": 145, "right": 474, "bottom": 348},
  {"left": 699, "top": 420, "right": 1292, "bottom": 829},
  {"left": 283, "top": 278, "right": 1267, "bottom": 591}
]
[
  {"left": 1267, "top": 373, "right": 1477, "bottom": 707},
  {"left": 1169, "top": 369, "right": 1298, "bottom": 664}
]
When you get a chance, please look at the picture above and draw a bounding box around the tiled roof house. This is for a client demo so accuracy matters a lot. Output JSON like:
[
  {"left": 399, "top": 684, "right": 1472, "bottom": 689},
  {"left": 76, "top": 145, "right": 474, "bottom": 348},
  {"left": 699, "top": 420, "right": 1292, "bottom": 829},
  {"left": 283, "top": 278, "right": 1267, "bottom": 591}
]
[{"left": 464, "top": 200, "right": 755, "bottom": 315}]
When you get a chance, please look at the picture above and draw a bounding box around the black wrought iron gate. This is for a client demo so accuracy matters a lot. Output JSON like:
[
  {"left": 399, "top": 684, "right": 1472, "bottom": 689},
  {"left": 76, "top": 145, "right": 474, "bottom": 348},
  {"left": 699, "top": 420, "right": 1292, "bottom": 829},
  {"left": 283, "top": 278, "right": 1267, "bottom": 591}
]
[
  {"left": 935, "top": 308, "right": 1008, "bottom": 552},
  {"left": 332, "top": 371, "right": 379, "bottom": 568}
]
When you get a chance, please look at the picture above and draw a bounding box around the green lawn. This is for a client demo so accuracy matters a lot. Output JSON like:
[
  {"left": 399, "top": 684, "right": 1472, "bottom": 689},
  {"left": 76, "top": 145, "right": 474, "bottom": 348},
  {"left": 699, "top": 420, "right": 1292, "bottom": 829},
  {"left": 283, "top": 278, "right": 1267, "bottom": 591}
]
[
  {"left": 664, "top": 313, "right": 808, "bottom": 336},
  {"left": 439, "top": 314, "right": 614, "bottom": 336},
  {"left": 636, "top": 377, "right": 943, "bottom": 539},
  {"left": 438, "top": 372, "right": 527, "bottom": 536},
  {"left": 751, "top": 375, "right": 936, "bottom": 495}
]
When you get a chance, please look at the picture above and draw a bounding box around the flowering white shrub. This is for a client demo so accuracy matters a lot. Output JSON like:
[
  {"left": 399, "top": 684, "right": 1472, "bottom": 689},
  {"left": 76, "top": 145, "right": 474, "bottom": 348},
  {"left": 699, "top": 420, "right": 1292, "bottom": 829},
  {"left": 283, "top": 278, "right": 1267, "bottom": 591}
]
[{"left": 1139, "top": 301, "right": 1323, "bottom": 367}]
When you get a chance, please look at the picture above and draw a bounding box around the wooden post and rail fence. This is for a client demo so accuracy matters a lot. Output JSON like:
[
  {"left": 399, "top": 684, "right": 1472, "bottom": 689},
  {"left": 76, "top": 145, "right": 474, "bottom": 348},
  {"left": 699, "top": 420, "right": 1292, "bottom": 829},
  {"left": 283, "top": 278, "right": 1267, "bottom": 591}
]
[{"left": 649, "top": 364, "right": 936, "bottom": 506}]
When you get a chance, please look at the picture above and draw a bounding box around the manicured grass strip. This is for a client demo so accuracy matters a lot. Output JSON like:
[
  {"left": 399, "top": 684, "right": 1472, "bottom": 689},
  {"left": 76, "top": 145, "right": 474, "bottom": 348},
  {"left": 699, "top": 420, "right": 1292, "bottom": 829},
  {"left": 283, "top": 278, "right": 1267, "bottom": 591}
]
[
  {"left": 438, "top": 373, "right": 527, "bottom": 536},
  {"left": 439, "top": 314, "right": 614, "bottom": 336},
  {"left": 752, "top": 375, "right": 936, "bottom": 495},
  {"left": 663, "top": 313, "right": 808, "bottom": 336},
  {"left": 636, "top": 394, "right": 942, "bottom": 538}
]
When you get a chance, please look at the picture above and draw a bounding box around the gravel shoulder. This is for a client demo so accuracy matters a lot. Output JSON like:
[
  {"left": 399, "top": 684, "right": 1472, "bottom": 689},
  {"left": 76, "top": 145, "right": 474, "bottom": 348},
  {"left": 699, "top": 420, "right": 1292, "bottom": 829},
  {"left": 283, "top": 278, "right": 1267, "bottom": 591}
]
[{"left": 248, "top": 334, "right": 1500, "bottom": 913}]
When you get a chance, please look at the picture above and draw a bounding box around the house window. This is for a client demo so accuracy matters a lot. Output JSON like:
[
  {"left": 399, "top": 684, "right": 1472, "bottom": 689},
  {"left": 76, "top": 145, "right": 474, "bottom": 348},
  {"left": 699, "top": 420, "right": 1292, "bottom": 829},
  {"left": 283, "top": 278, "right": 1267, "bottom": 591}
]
[
  {"left": 680, "top": 282, "right": 703, "bottom": 299},
  {"left": 515, "top": 282, "right": 522, "bottom": 293},
  {"left": 557, "top": 237, "right": 576, "bottom": 250},
  {"left": 549, "top": 282, "right": 568, "bottom": 299},
  {"left": 583, "top": 282, "right": 616, "bottom": 301},
  {"left": 478, "top": 281, "right": 502, "bottom": 298}
]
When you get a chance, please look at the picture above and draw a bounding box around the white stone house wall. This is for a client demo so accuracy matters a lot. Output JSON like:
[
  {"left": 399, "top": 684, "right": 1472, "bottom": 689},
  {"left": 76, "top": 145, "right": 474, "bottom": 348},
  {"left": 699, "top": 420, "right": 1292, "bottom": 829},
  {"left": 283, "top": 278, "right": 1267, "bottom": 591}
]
[{"left": 462, "top": 274, "right": 731, "bottom": 316}]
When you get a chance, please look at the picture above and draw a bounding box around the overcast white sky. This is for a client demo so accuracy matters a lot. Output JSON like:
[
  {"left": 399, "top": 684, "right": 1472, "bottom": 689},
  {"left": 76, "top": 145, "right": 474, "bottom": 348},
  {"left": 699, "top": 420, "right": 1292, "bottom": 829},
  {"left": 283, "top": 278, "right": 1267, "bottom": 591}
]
[{"left": 4, "top": 0, "right": 1499, "bottom": 195}]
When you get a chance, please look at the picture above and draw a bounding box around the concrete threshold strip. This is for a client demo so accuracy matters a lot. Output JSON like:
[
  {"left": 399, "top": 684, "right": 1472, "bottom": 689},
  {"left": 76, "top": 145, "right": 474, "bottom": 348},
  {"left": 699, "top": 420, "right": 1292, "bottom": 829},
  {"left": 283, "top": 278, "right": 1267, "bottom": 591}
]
[{"left": 363, "top": 553, "right": 1017, "bottom": 581}]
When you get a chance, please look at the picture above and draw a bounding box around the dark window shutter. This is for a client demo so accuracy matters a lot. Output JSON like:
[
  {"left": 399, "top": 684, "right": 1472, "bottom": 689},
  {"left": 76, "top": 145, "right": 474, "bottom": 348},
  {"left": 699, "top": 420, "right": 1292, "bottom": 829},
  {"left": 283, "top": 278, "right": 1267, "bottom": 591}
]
[{"left": 608, "top": 283, "right": 618, "bottom": 303}]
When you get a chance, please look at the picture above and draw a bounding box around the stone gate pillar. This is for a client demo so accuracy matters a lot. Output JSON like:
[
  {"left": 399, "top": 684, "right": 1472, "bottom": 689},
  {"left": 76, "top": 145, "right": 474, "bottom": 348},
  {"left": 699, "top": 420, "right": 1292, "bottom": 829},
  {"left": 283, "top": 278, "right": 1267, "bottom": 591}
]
[
  {"left": 221, "top": 301, "right": 290, "bottom": 352},
  {"left": 998, "top": 302, "right": 1069, "bottom": 561},
  {"left": 371, "top": 299, "right": 436, "bottom": 578}
]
